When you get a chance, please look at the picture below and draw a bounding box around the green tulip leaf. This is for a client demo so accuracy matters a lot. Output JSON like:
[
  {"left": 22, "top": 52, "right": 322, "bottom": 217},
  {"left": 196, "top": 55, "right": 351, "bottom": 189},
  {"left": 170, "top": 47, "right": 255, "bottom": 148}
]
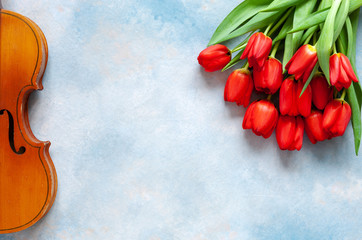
[
  {"left": 333, "top": 0, "right": 350, "bottom": 42},
  {"left": 354, "top": 81, "right": 362, "bottom": 111},
  {"left": 299, "top": 62, "right": 319, "bottom": 97},
  {"left": 287, "top": 8, "right": 329, "bottom": 33},
  {"left": 344, "top": 13, "right": 362, "bottom": 109},
  {"left": 274, "top": 12, "right": 294, "bottom": 42},
  {"left": 283, "top": 30, "right": 294, "bottom": 71},
  {"left": 345, "top": 11, "right": 362, "bottom": 156},
  {"left": 337, "top": 27, "right": 348, "bottom": 54},
  {"left": 208, "top": 0, "right": 272, "bottom": 46},
  {"left": 216, "top": 9, "right": 285, "bottom": 43},
  {"left": 288, "top": 0, "right": 361, "bottom": 34},
  {"left": 316, "top": 0, "right": 342, "bottom": 84},
  {"left": 347, "top": 84, "right": 361, "bottom": 156},
  {"left": 349, "top": 0, "right": 362, "bottom": 12},
  {"left": 300, "top": 25, "right": 319, "bottom": 44},
  {"left": 292, "top": 0, "right": 317, "bottom": 51},
  {"left": 260, "top": 0, "right": 305, "bottom": 12},
  {"left": 319, "top": 0, "right": 333, "bottom": 10},
  {"left": 322, "top": 0, "right": 362, "bottom": 12},
  {"left": 348, "top": 9, "right": 362, "bottom": 98},
  {"left": 346, "top": 17, "right": 354, "bottom": 59}
]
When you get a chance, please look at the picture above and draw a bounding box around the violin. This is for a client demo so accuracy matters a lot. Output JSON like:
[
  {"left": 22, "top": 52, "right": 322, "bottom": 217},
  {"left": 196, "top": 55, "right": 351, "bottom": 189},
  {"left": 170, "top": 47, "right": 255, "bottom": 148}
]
[{"left": 0, "top": 2, "right": 57, "bottom": 233}]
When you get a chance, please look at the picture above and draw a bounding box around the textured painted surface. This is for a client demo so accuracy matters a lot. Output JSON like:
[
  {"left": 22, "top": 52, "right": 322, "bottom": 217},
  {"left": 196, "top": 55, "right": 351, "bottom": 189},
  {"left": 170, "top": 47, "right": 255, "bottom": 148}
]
[{"left": 1, "top": 0, "right": 362, "bottom": 239}]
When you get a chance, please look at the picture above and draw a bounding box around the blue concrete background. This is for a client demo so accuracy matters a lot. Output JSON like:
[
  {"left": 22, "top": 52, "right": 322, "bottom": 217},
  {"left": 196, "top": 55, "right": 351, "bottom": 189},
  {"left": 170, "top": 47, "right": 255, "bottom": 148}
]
[{"left": 1, "top": 0, "right": 362, "bottom": 239}]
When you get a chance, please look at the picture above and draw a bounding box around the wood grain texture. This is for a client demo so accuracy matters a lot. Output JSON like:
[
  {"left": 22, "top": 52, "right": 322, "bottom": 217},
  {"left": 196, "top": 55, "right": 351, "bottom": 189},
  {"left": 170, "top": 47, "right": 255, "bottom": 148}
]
[{"left": 0, "top": 8, "right": 57, "bottom": 234}]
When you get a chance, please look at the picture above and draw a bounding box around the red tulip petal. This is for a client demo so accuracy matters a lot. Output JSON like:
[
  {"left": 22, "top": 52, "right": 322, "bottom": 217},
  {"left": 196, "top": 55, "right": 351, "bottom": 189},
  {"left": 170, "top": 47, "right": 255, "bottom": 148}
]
[
  {"left": 225, "top": 71, "right": 245, "bottom": 102},
  {"left": 253, "top": 65, "right": 264, "bottom": 91},
  {"left": 198, "top": 44, "right": 231, "bottom": 72},
  {"left": 302, "top": 56, "right": 318, "bottom": 83},
  {"left": 242, "top": 75, "right": 254, "bottom": 107},
  {"left": 250, "top": 100, "right": 277, "bottom": 138},
  {"left": 305, "top": 110, "right": 328, "bottom": 143},
  {"left": 254, "top": 35, "right": 272, "bottom": 59},
  {"left": 242, "top": 101, "right": 256, "bottom": 129},
  {"left": 330, "top": 54, "right": 340, "bottom": 86},
  {"left": 290, "top": 80, "right": 299, "bottom": 116},
  {"left": 266, "top": 58, "right": 283, "bottom": 94},
  {"left": 340, "top": 66, "right": 352, "bottom": 89},
  {"left": 241, "top": 33, "right": 257, "bottom": 60},
  {"left": 311, "top": 75, "right": 333, "bottom": 110},
  {"left": 340, "top": 54, "right": 358, "bottom": 83},
  {"left": 285, "top": 46, "right": 300, "bottom": 71},
  {"left": 279, "top": 78, "right": 294, "bottom": 116},
  {"left": 254, "top": 37, "right": 272, "bottom": 69},
  {"left": 287, "top": 45, "right": 317, "bottom": 79},
  {"left": 304, "top": 122, "right": 317, "bottom": 144},
  {"left": 293, "top": 117, "right": 304, "bottom": 151},
  {"left": 276, "top": 116, "right": 295, "bottom": 150},
  {"left": 329, "top": 101, "right": 351, "bottom": 136},
  {"left": 322, "top": 100, "right": 341, "bottom": 131},
  {"left": 297, "top": 80, "right": 312, "bottom": 117},
  {"left": 262, "top": 107, "right": 278, "bottom": 139}
]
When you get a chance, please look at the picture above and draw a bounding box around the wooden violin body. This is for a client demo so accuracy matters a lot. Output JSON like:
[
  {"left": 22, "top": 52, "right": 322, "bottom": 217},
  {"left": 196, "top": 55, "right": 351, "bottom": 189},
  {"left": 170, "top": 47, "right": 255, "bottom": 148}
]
[{"left": 0, "top": 4, "right": 57, "bottom": 233}]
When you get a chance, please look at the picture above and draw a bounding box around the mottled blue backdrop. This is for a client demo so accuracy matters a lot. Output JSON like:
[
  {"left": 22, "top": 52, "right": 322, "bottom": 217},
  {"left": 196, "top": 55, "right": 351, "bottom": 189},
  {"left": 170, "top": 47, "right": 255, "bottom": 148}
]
[{"left": 1, "top": 0, "right": 362, "bottom": 239}]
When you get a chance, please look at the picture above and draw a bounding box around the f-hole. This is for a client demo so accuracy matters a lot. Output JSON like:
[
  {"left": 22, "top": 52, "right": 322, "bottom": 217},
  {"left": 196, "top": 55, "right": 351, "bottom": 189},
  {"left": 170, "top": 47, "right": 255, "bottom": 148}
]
[{"left": 0, "top": 109, "right": 26, "bottom": 154}]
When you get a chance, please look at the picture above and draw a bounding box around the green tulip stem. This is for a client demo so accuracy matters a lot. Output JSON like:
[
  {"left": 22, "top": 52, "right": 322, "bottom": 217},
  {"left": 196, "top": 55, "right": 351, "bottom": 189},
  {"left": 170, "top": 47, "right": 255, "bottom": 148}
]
[
  {"left": 334, "top": 87, "right": 338, "bottom": 98},
  {"left": 313, "top": 32, "right": 317, "bottom": 45},
  {"left": 231, "top": 43, "right": 247, "bottom": 53},
  {"left": 333, "top": 43, "right": 337, "bottom": 54},
  {"left": 304, "top": 32, "right": 314, "bottom": 45},
  {"left": 340, "top": 89, "right": 347, "bottom": 100},
  {"left": 267, "top": 94, "right": 272, "bottom": 101},
  {"left": 243, "top": 61, "right": 250, "bottom": 69},
  {"left": 268, "top": 8, "right": 294, "bottom": 37},
  {"left": 264, "top": 23, "right": 273, "bottom": 36},
  {"left": 270, "top": 41, "right": 281, "bottom": 58}
]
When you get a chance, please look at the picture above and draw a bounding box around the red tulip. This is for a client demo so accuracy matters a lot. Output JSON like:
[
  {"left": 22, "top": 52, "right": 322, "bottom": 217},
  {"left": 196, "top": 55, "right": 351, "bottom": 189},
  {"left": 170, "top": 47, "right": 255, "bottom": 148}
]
[
  {"left": 322, "top": 99, "right": 351, "bottom": 137},
  {"left": 304, "top": 110, "right": 331, "bottom": 144},
  {"left": 253, "top": 57, "right": 283, "bottom": 94},
  {"left": 310, "top": 74, "right": 333, "bottom": 110},
  {"left": 276, "top": 116, "right": 304, "bottom": 151},
  {"left": 241, "top": 32, "right": 272, "bottom": 71},
  {"left": 330, "top": 53, "right": 358, "bottom": 91},
  {"left": 242, "top": 100, "right": 279, "bottom": 139},
  {"left": 198, "top": 44, "right": 231, "bottom": 72},
  {"left": 279, "top": 76, "right": 312, "bottom": 117},
  {"left": 224, "top": 69, "right": 254, "bottom": 107},
  {"left": 285, "top": 44, "right": 318, "bottom": 83}
]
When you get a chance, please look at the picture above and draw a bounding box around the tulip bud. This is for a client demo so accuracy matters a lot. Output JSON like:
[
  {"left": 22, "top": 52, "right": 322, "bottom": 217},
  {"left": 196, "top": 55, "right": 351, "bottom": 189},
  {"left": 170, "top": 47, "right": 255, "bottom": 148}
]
[
  {"left": 285, "top": 44, "right": 318, "bottom": 83},
  {"left": 224, "top": 69, "right": 254, "bottom": 107},
  {"left": 279, "top": 76, "right": 312, "bottom": 117},
  {"left": 276, "top": 116, "right": 304, "bottom": 151},
  {"left": 310, "top": 74, "right": 333, "bottom": 110},
  {"left": 198, "top": 44, "right": 231, "bottom": 72},
  {"left": 330, "top": 53, "right": 358, "bottom": 91},
  {"left": 253, "top": 57, "right": 283, "bottom": 94},
  {"left": 322, "top": 99, "right": 351, "bottom": 137},
  {"left": 241, "top": 32, "right": 272, "bottom": 71},
  {"left": 304, "top": 110, "right": 331, "bottom": 144},
  {"left": 242, "top": 99, "right": 279, "bottom": 139}
]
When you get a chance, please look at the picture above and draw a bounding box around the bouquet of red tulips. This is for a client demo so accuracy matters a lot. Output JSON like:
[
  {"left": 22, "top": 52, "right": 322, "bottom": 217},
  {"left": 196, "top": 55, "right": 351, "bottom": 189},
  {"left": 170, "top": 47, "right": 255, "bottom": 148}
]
[{"left": 198, "top": 0, "right": 362, "bottom": 155}]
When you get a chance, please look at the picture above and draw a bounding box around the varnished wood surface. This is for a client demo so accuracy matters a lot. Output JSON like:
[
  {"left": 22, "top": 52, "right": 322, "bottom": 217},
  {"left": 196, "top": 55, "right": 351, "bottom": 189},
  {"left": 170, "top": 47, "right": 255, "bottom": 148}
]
[{"left": 0, "top": 8, "right": 57, "bottom": 233}]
